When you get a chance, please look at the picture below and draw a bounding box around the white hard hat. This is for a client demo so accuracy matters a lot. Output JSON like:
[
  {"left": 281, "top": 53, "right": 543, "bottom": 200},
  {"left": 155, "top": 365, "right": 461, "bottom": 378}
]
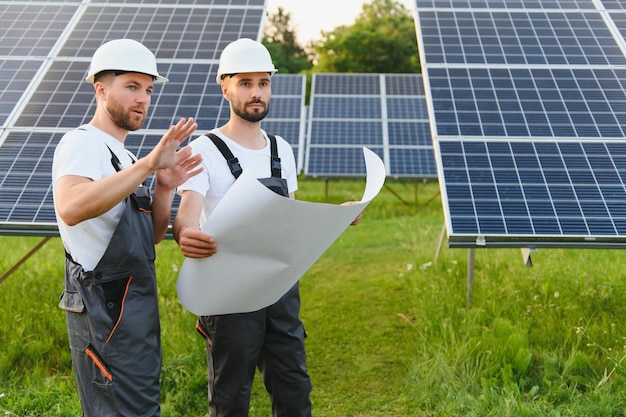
[
  {"left": 216, "top": 38, "right": 277, "bottom": 84},
  {"left": 85, "top": 39, "right": 168, "bottom": 84}
]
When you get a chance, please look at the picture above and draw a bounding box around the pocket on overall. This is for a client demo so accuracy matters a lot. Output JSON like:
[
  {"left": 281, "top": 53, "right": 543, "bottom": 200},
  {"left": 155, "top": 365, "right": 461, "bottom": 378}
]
[
  {"left": 258, "top": 177, "right": 288, "bottom": 197},
  {"left": 85, "top": 342, "right": 113, "bottom": 382},
  {"left": 58, "top": 290, "right": 85, "bottom": 313}
]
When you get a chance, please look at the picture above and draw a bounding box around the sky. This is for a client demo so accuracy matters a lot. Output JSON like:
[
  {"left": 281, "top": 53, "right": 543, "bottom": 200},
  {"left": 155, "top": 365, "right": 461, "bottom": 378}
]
[{"left": 265, "top": 0, "right": 415, "bottom": 44}]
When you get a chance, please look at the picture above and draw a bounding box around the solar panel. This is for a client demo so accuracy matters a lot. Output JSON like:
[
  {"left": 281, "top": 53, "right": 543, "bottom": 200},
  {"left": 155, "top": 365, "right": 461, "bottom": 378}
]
[
  {"left": 58, "top": 4, "right": 265, "bottom": 60},
  {"left": 0, "top": 3, "right": 77, "bottom": 57},
  {"left": 415, "top": 0, "right": 626, "bottom": 247},
  {"left": 0, "top": 59, "right": 44, "bottom": 126},
  {"left": 0, "top": 0, "right": 275, "bottom": 236},
  {"left": 305, "top": 73, "right": 436, "bottom": 178}
]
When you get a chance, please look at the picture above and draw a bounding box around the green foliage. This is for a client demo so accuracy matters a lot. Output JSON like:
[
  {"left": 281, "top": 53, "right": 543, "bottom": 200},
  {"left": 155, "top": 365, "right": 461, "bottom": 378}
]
[
  {"left": 2, "top": 180, "right": 626, "bottom": 415},
  {"left": 262, "top": 7, "right": 312, "bottom": 74},
  {"left": 313, "top": 0, "right": 420, "bottom": 73}
]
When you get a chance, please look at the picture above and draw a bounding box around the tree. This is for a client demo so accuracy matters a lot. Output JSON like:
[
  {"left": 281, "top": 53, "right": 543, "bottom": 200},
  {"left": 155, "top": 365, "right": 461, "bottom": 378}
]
[
  {"left": 262, "top": 7, "right": 312, "bottom": 74},
  {"left": 312, "top": 0, "right": 420, "bottom": 73}
]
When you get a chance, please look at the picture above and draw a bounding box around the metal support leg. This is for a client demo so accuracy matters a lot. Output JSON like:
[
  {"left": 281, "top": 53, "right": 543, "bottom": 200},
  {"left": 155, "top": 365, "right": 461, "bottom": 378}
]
[
  {"left": 0, "top": 236, "right": 52, "bottom": 284},
  {"left": 435, "top": 223, "right": 446, "bottom": 261},
  {"left": 467, "top": 248, "right": 475, "bottom": 307}
]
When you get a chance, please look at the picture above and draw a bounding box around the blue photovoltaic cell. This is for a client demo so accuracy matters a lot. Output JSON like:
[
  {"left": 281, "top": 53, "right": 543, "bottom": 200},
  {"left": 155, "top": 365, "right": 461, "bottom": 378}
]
[
  {"left": 309, "top": 121, "right": 384, "bottom": 146},
  {"left": 267, "top": 97, "right": 302, "bottom": 119},
  {"left": 416, "top": 0, "right": 626, "bottom": 247},
  {"left": 419, "top": 10, "right": 626, "bottom": 66},
  {"left": 415, "top": 0, "right": 597, "bottom": 9},
  {"left": 390, "top": 148, "right": 438, "bottom": 177},
  {"left": 270, "top": 73, "right": 305, "bottom": 95},
  {"left": 311, "top": 97, "right": 382, "bottom": 119},
  {"left": 307, "top": 147, "right": 385, "bottom": 177},
  {"left": 14, "top": 61, "right": 97, "bottom": 128},
  {"left": 388, "top": 121, "right": 432, "bottom": 147},
  {"left": 608, "top": 12, "right": 626, "bottom": 41},
  {"left": 312, "top": 73, "right": 381, "bottom": 95},
  {"left": 0, "top": 132, "right": 60, "bottom": 229},
  {"left": 428, "top": 67, "right": 626, "bottom": 139},
  {"left": 0, "top": 4, "right": 78, "bottom": 57},
  {"left": 387, "top": 97, "right": 429, "bottom": 120},
  {"left": 262, "top": 121, "right": 300, "bottom": 150},
  {"left": 386, "top": 73, "right": 425, "bottom": 96},
  {"left": 439, "top": 139, "right": 626, "bottom": 244},
  {"left": 59, "top": 5, "right": 263, "bottom": 60},
  {"left": 590, "top": 0, "right": 625, "bottom": 9},
  {"left": 306, "top": 73, "right": 436, "bottom": 178},
  {"left": 0, "top": 60, "right": 43, "bottom": 127}
]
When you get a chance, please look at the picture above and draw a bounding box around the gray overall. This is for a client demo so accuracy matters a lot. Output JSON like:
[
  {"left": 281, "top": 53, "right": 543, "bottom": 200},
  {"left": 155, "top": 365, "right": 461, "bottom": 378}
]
[
  {"left": 59, "top": 147, "right": 161, "bottom": 417},
  {"left": 196, "top": 134, "right": 312, "bottom": 417}
]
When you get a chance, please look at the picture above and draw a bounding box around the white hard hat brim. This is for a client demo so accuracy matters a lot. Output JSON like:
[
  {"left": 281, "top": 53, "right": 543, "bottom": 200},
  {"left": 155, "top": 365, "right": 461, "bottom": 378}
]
[
  {"left": 215, "top": 69, "right": 277, "bottom": 84},
  {"left": 85, "top": 71, "right": 169, "bottom": 84}
]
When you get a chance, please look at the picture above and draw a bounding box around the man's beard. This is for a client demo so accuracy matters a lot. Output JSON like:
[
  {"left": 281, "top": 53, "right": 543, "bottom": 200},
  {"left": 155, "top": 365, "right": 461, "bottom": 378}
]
[
  {"left": 232, "top": 98, "right": 270, "bottom": 123},
  {"left": 107, "top": 97, "right": 146, "bottom": 131}
]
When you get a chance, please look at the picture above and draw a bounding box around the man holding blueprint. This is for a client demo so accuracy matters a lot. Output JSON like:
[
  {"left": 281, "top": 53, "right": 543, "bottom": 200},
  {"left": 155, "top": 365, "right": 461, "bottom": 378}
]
[
  {"left": 173, "top": 38, "right": 367, "bottom": 417},
  {"left": 173, "top": 39, "right": 382, "bottom": 417}
]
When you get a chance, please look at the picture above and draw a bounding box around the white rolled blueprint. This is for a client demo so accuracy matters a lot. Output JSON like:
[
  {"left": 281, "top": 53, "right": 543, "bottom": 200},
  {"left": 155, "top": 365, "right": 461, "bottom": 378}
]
[{"left": 176, "top": 147, "right": 386, "bottom": 315}]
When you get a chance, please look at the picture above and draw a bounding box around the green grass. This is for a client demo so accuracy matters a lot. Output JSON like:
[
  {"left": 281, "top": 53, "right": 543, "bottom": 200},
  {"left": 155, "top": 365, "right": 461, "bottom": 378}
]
[{"left": 2, "top": 178, "right": 626, "bottom": 416}]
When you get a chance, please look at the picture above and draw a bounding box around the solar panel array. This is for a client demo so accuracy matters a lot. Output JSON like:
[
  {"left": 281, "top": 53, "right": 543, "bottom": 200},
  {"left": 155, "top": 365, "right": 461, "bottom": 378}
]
[
  {"left": 0, "top": 0, "right": 435, "bottom": 237},
  {"left": 305, "top": 73, "right": 435, "bottom": 178},
  {"left": 415, "top": 0, "right": 626, "bottom": 248}
]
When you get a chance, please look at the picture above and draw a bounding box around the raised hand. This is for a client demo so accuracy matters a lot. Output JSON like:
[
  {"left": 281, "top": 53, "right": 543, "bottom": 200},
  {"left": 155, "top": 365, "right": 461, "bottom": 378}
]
[
  {"left": 148, "top": 117, "right": 198, "bottom": 171},
  {"left": 155, "top": 148, "right": 203, "bottom": 190}
]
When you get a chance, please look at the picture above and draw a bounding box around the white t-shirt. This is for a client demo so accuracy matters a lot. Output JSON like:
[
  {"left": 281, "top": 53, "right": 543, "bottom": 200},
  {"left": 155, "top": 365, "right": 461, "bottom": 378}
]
[
  {"left": 177, "top": 129, "right": 298, "bottom": 229},
  {"left": 52, "top": 124, "right": 137, "bottom": 271}
]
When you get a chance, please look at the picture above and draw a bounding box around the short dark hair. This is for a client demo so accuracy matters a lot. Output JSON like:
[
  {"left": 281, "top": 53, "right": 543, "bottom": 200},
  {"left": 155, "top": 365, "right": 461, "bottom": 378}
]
[
  {"left": 93, "top": 70, "right": 116, "bottom": 83},
  {"left": 93, "top": 70, "right": 156, "bottom": 83}
]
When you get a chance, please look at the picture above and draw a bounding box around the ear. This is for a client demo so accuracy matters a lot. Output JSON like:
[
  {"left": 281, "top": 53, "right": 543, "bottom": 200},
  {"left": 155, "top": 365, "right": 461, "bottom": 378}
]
[
  {"left": 94, "top": 81, "right": 107, "bottom": 101},
  {"left": 221, "top": 80, "right": 229, "bottom": 100}
]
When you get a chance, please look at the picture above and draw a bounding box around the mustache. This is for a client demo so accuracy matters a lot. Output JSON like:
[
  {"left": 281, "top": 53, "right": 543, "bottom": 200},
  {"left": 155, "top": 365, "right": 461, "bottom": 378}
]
[{"left": 247, "top": 99, "right": 266, "bottom": 105}]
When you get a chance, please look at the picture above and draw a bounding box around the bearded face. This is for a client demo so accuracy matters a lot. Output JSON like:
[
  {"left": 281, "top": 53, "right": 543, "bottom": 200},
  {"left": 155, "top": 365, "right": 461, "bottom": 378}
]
[
  {"left": 97, "top": 72, "right": 152, "bottom": 132},
  {"left": 230, "top": 95, "right": 270, "bottom": 123},
  {"left": 105, "top": 93, "right": 147, "bottom": 131},
  {"left": 223, "top": 73, "right": 272, "bottom": 123}
]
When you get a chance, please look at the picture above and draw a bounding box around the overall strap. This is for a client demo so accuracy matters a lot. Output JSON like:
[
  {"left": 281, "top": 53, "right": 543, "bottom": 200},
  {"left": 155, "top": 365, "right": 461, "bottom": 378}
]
[
  {"left": 105, "top": 145, "right": 144, "bottom": 185},
  {"left": 207, "top": 133, "right": 243, "bottom": 178},
  {"left": 268, "top": 134, "right": 282, "bottom": 178},
  {"left": 106, "top": 144, "right": 124, "bottom": 172},
  {"left": 207, "top": 133, "right": 282, "bottom": 178}
]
